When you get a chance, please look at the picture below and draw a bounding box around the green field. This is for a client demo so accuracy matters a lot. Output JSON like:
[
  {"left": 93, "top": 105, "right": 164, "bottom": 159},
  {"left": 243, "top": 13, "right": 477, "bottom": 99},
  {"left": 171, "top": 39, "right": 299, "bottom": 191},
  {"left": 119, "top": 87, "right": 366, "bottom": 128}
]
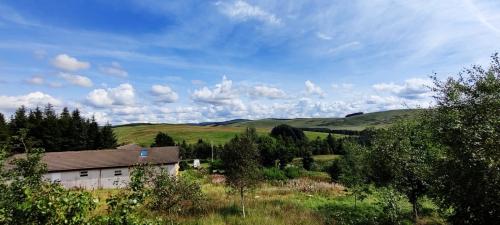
[
  {"left": 227, "top": 109, "right": 422, "bottom": 130},
  {"left": 114, "top": 124, "right": 331, "bottom": 146},
  {"left": 114, "top": 109, "right": 421, "bottom": 146}
]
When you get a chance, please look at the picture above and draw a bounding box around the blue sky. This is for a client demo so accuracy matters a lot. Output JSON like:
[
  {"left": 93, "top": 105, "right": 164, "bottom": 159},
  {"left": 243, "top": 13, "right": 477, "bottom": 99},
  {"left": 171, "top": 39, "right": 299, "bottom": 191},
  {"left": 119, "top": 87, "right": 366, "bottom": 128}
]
[{"left": 0, "top": 0, "right": 499, "bottom": 124}]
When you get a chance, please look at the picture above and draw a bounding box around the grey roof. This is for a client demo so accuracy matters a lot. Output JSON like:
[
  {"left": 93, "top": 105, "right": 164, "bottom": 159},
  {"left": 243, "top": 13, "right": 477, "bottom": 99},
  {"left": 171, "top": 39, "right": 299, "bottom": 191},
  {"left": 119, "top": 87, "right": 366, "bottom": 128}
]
[{"left": 5, "top": 147, "right": 179, "bottom": 172}]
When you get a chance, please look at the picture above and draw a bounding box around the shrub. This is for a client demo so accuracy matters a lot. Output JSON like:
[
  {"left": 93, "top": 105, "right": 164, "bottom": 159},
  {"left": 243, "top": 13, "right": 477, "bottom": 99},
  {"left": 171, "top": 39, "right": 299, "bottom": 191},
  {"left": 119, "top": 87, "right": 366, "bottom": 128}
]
[
  {"left": 261, "top": 167, "right": 287, "bottom": 181},
  {"left": 179, "top": 160, "right": 189, "bottom": 171},
  {"left": 208, "top": 159, "right": 224, "bottom": 173},
  {"left": 148, "top": 169, "right": 205, "bottom": 214},
  {"left": 284, "top": 166, "right": 301, "bottom": 179}
]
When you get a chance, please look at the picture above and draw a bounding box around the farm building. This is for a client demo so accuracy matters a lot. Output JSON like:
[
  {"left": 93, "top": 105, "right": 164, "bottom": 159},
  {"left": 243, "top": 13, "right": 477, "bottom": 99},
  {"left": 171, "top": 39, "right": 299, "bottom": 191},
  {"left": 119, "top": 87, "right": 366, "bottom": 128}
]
[{"left": 5, "top": 146, "right": 180, "bottom": 189}]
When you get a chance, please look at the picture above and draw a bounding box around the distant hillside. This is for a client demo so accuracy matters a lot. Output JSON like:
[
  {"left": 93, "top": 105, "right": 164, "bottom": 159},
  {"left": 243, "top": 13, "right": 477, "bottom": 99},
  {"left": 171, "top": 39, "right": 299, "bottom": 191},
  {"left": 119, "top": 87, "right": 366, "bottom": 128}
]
[
  {"left": 226, "top": 109, "right": 422, "bottom": 131},
  {"left": 113, "top": 109, "right": 421, "bottom": 146}
]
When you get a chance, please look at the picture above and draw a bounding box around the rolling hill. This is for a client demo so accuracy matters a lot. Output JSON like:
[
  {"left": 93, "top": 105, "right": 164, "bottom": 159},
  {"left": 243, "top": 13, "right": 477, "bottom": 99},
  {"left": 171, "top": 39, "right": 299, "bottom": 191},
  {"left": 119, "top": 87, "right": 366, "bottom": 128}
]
[
  {"left": 113, "top": 109, "right": 421, "bottom": 146},
  {"left": 225, "top": 109, "right": 421, "bottom": 130}
]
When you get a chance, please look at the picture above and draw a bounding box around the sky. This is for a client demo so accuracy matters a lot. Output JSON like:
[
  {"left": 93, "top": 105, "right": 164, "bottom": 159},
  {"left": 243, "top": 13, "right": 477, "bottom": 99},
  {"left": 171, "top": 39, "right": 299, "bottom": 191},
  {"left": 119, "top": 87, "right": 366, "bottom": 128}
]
[{"left": 0, "top": 0, "right": 499, "bottom": 124}]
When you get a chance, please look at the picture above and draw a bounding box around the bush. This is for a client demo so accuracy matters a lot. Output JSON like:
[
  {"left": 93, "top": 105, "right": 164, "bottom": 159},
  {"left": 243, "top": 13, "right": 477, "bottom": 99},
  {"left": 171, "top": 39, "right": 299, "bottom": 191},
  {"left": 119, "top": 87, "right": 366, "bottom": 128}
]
[
  {"left": 208, "top": 159, "right": 224, "bottom": 173},
  {"left": 318, "top": 203, "right": 382, "bottom": 225},
  {"left": 179, "top": 160, "right": 189, "bottom": 171},
  {"left": 284, "top": 166, "right": 301, "bottom": 179},
  {"left": 148, "top": 169, "right": 205, "bottom": 214},
  {"left": 261, "top": 167, "right": 287, "bottom": 181}
]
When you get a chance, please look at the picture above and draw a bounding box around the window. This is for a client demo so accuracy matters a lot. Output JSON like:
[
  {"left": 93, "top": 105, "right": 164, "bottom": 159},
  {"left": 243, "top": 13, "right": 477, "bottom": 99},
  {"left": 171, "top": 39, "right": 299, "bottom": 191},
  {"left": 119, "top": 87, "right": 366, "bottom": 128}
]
[
  {"left": 114, "top": 170, "right": 122, "bottom": 176},
  {"left": 140, "top": 149, "right": 148, "bottom": 157},
  {"left": 80, "top": 171, "right": 88, "bottom": 177}
]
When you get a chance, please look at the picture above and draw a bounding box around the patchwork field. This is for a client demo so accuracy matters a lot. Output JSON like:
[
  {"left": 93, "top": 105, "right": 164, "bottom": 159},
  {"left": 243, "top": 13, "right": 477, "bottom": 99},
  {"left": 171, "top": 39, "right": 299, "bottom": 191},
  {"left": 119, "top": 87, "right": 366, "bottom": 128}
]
[{"left": 113, "top": 124, "right": 331, "bottom": 146}]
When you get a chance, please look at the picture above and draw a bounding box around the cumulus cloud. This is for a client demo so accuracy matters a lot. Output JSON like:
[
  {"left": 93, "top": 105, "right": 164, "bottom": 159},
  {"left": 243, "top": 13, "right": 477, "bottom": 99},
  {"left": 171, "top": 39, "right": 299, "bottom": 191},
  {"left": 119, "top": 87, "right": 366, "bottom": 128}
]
[
  {"left": 0, "top": 92, "right": 61, "bottom": 111},
  {"left": 151, "top": 84, "right": 179, "bottom": 103},
  {"left": 25, "top": 76, "right": 44, "bottom": 85},
  {"left": 59, "top": 72, "right": 93, "bottom": 87},
  {"left": 331, "top": 83, "right": 354, "bottom": 91},
  {"left": 305, "top": 80, "right": 325, "bottom": 97},
  {"left": 52, "top": 54, "right": 90, "bottom": 71},
  {"left": 251, "top": 85, "right": 286, "bottom": 99},
  {"left": 99, "top": 62, "right": 128, "bottom": 77},
  {"left": 373, "top": 78, "right": 432, "bottom": 99},
  {"left": 192, "top": 76, "right": 245, "bottom": 111},
  {"left": 86, "top": 83, "right": 135, "bottom": 107},
  {"left": 216, "top": 0, "right": 281, "bottom": 25}
]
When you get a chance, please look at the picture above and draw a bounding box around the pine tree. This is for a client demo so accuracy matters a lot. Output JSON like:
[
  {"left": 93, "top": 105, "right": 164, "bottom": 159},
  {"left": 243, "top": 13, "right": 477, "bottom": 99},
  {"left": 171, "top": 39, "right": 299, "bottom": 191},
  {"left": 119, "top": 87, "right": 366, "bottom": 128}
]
[
  {"left": 100, "top": 123, "right": 117, "bottom": 149},
  {"left": 27, "top": 107, "right": 44, "bottom": 147},
  {"left": 86, "top": 116, "right": 101, "bottom": 149},
  {"left": 9, "top": 105, "right": 28, "bottom": 134},
  {"left": 41, "top": 104, "right": 60, "bottom": 151},
  {"left": 326, "top": 133, "right": 336, "bottom": 154},
  {"left": 0, "top": 113, "right": 9, "bottom": 144}
]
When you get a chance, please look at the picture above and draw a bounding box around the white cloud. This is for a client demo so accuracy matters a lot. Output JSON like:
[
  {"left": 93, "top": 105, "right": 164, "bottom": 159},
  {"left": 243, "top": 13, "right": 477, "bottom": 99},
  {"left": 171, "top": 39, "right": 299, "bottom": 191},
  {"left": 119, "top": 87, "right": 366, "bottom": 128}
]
[
  {"left": 331, "top": 83, "right": 354, "bottom": 91},
  {"left": 86, "top": 83, "right": 135, "bottom": 107},
  {"left": 251, "top": 85, "right": 286, "bottom": 99},
  {"left": 0, "top": 92, "right": 61, "bottom": 111},
  {"left": 99, "top": 62, "right": 128, "bottom": 77},
  {"left": 373, "top": 78, "right": 432, "bottom": 99},
  {"left": 52, "top": 54, "right": 90, "bottom": 71},
  {"left": 216, "top": 0, "right": 281, "bottom": 25},
  {"left": 59, "top": 72, "right": 93, "bottom": 87},
  {"left": 25, "top": 76, "right": 44, "bottom": 85},
  {"left": 151, "top": 84, "right": 179, "bottom": 103},
  {"left": 316, "top": 32, "right": 332, "bottom": 40},
  {"left": 305, "top": 80, "right": 325, "bottom": 97}
]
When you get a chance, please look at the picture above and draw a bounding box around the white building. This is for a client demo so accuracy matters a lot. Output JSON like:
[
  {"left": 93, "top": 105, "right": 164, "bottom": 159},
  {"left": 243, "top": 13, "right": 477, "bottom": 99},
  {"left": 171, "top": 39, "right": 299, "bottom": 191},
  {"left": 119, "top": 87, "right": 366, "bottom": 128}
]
[{"left": 7, "top": 146, "right": 180, "bottom": 189}]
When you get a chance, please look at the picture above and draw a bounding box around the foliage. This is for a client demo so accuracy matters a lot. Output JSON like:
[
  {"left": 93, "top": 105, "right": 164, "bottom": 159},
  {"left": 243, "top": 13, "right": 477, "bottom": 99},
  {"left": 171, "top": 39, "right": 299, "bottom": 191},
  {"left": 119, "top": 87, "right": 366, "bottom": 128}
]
[
  {"left": 261, "top": 167, "right": 287, "bottom": 181},
  {"left": 221, "top": 127, "right": 261, "bottom": 217},
  {"left": 369, "top": 120, "right": 438, "bottom": 220},
  {"left": 284, "top": 166, "right": 301, "bottom": 179},
  {"left": 377, "top": 187, "right": 406, "bottom": 225},
  {"left": 302, "top": 149, "right": 314, "bottom": 170},
  {"left": 6, "top": 105, "right": 117, "bottom": 152},
  {"left": 0, "top": 134, "right": 96, "bottom": 225},
  {"left": 270, "top": 124, "right": 308, "bottom": 146},
  {"left": 256, "top": 135, "right": 277, "bottom": 167},
  {"left": 151, "top": 131, "right": 175, "bottom": 147},
  {"left": 148, "top": 170, "right": 205, "bottom": 214},
  {"left": 427, "top": 53, "right": 500, "bottom": 224},
  {"left": 208, "top": 159, "right": 224, "bottom": 173}
]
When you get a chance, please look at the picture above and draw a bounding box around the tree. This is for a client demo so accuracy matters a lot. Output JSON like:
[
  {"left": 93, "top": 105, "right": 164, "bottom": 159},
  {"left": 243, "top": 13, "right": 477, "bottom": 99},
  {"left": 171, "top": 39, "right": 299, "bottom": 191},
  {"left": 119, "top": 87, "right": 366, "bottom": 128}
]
[
  {"left": 326, "top": 133, "right": 336, "bottom": 153},
  {"left": 256, "top": 135, "right": 277, "bottom": 167},
  {"left": 335, "top": 142, "right": 370, "bottom": 208},
  {"left": 86, "top": 116, "right": 101, "bottom": 150},
  {"left": 302, "top": 149, "right": 314, "bottom": 170},
  {"left": 151, "top": 132, "right": 175, "bottom": 147},
  {"left": 275, "top": 137, "right": 296, "bottom": 170},
  {"left": 427, "top": 53, "right": 500, "bottom": 224},
  {"left": 0, "top": 113, "right": 9, "bottom": 145},
  {"left": 369, "top": 120, "right": 438, "bottom": 221},
  {"left": 270, "top": 124, "right": 307, "bottom": 146},
  {"left": 221, "top": 128, "right": 260, "bottom": 218},
  {"left": 100, "top": 123, "right": 117, "bottom": 149}
]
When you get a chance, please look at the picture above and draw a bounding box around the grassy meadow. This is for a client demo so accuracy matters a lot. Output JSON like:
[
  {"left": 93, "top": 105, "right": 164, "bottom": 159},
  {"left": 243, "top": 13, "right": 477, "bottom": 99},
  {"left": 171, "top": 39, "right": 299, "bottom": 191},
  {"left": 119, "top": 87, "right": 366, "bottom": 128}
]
[
  {"left": 89, "top": 166, "right": 445, "bottom": 225},
  {"left": 113, "top": 124, "right": 332, "bottom": 146}
]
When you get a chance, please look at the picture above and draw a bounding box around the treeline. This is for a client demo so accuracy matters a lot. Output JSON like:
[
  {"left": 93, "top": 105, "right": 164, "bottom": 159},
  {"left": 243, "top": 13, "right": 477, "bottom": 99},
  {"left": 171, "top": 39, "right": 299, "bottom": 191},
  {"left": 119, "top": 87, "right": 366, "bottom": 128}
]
[
  {"left": 151, "top": 123, "right": 344, "bottom": 168},
  {"left": 300, "top": 127, "right": 365, "bottom": 136},
  {"left": 0, "top": 104, "right": 117, "bottom": 153}
]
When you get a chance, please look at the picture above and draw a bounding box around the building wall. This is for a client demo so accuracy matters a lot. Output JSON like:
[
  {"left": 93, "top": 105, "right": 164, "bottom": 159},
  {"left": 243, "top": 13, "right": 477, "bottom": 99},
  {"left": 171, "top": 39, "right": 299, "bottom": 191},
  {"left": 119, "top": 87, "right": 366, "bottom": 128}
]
[{"left": 43, "top": 163, "right": 179, "bottom": 189}]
